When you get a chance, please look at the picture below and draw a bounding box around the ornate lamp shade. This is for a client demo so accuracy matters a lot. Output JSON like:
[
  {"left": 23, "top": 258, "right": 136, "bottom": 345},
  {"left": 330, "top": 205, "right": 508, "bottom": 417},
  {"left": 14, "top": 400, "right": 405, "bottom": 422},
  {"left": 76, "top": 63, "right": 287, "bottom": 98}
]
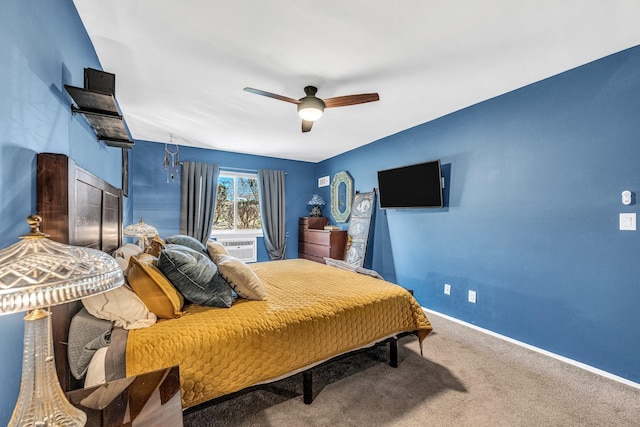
[
  {"left": 0, "top": 215, "right": 125, "bottom": 427},
  {"left": 123, "top": 218, "right": 158, "bottom": 249},
  {"left": 307, "top": 194, "right": 326, "bottom": 218}
]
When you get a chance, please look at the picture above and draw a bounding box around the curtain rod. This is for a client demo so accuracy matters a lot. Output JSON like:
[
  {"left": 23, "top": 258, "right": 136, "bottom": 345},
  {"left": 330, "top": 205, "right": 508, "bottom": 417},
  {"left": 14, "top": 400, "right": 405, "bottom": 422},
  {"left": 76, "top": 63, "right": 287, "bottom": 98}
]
[
  {"left": 178, "top": 163, "right": 285, "bottom": 174},
  {"left": 220, "top": 166, "right": 258, "bottom": 173}
]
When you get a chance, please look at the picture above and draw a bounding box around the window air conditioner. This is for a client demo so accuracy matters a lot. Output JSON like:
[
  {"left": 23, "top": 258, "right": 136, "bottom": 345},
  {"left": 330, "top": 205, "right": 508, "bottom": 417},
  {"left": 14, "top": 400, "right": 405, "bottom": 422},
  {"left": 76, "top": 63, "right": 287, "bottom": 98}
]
[{"left": 216, "top": 237, "right": 257, "bottom": 263}]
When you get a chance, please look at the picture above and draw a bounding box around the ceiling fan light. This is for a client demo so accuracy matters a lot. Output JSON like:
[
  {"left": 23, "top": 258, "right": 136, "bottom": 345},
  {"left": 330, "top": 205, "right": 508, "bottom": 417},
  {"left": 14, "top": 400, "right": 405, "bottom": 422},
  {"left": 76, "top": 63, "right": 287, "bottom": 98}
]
[
  {"left": 298, "top": 107, "right": 323, "bottom": 121},
  {"left": 297, "top": 96, "right": 325, "bottom": 121}
]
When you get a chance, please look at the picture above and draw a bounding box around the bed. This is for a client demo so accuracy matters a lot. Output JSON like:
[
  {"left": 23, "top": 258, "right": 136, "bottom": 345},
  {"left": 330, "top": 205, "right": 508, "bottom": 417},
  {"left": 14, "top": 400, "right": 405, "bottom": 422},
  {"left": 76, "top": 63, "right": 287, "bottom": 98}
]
[{"left": 37, "top": 153, "right": 433, "bottom": 410}]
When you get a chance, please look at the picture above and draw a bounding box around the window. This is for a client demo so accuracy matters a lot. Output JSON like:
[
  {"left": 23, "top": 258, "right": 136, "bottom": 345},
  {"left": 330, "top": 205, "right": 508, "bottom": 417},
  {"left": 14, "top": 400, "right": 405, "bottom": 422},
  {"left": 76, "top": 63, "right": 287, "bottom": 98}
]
[{"left": 212, "top": 172, "right": 262, "bottom": 235}]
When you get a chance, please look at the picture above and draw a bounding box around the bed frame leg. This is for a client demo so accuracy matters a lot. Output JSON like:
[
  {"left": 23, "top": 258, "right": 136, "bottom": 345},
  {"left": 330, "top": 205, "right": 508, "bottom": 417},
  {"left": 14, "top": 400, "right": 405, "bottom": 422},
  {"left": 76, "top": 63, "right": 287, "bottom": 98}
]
[
  {"left": 389, "top": 338, "right": 398, "bottom": 368},
  {"left": 303, "top": 371, "right": 313, "bottom": 404}
]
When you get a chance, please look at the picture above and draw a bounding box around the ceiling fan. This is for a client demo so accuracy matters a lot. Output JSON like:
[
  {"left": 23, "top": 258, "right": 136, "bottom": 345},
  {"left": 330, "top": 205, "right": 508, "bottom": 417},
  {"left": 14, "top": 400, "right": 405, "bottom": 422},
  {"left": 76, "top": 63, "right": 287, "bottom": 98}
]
[{"left": 244, "top": 86, "right": 379, "bottom": 132}]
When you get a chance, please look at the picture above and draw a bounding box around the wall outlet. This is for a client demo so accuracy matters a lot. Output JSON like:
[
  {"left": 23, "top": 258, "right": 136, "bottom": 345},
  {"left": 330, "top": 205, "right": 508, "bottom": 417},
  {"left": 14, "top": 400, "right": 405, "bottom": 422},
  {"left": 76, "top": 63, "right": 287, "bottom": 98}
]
[
  {"left": 468, "top": 290, "right": 477, "bottom": 303},
  {"left": 444, "top": 283, "right": 451, "bottom": 295}
]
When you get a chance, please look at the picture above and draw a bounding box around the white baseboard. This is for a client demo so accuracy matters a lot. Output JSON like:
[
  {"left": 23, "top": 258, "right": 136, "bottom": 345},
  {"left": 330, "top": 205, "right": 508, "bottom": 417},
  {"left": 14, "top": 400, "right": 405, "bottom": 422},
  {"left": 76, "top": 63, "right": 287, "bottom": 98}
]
[{"left": 422, "top": 307, "right": 640, "bottom": 390}]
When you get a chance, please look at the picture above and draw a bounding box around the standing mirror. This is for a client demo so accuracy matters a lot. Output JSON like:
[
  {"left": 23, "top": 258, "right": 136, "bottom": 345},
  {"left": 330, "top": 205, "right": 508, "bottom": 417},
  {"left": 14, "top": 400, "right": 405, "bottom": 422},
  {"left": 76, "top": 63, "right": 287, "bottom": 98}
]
[{"left": 330, "top": 171, "right": 353, "bottom": 223}]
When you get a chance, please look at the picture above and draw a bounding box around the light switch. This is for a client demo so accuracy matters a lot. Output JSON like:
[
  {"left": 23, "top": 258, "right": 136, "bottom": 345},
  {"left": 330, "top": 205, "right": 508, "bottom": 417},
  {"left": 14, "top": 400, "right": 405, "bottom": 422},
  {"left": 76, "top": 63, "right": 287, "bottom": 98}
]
[{"left": 619, "top": 213, "right": 636, "bottom": 231}]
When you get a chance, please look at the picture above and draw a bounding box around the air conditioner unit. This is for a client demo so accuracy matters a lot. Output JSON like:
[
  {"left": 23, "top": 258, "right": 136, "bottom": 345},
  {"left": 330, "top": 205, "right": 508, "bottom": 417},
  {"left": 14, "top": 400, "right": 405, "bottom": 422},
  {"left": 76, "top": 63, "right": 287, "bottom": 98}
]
[{"left": 217, "top": 237, "right": 257, "bottom": 263}]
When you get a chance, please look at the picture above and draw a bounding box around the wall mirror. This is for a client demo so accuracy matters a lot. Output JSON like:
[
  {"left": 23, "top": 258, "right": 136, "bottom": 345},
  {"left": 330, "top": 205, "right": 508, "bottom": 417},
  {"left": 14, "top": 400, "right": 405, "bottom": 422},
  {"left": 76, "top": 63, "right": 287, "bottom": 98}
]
[{"left": 330, "top": 171, "right": 353, "bottom": 223}]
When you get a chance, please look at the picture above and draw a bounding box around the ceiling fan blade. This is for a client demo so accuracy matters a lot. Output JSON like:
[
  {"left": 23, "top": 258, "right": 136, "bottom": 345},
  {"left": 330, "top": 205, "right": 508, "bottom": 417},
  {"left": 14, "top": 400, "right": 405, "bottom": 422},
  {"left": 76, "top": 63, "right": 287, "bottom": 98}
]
[
  {"left": 243, "top": 87, "right": 300, "bottom": 104},
  {"left": 301, "top": 120, "right": 313, "bottom": 133},
  {"left": 324, "top": 93, "right": 379, "bottom": 108}
]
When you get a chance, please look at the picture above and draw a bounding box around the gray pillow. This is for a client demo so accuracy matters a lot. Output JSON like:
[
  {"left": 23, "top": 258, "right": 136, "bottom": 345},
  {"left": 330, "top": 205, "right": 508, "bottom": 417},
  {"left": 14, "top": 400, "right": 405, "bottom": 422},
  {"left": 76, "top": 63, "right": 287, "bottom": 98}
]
[
  {"left": 165, "top": 234, "right": 208, "bottom": 255},
  {"left": 158, "top": 245, "right": 233, "bottom": 308}
]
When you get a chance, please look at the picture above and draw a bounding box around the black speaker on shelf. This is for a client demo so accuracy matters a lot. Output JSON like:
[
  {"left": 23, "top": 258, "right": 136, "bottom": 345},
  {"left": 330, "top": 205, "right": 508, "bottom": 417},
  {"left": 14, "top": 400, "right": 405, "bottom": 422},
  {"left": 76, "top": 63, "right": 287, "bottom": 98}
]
[{"left": 84, "top": 68, "right": 115, "bottom": 95}]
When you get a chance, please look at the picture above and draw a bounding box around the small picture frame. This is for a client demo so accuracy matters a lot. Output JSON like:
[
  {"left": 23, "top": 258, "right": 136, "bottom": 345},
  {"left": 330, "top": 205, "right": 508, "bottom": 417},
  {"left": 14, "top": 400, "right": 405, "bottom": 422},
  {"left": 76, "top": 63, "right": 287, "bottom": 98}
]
[{"left": 122, "top": 148, "right": 129, "bottom": 197}]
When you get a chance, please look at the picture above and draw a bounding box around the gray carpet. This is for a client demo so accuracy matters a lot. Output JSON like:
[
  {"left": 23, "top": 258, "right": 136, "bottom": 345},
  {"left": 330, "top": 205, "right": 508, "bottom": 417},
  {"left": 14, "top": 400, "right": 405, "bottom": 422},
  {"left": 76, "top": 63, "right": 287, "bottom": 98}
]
[{"left": 184, "top": 311, "right": 640, "bottom": 426}]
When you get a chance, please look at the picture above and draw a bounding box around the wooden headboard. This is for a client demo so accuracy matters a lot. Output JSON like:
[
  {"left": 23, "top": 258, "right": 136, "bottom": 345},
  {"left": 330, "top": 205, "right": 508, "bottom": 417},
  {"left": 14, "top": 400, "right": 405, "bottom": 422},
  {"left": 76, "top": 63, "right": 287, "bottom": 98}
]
[{"left": 37, "top": 152, "right": 123, "bottom": 391}]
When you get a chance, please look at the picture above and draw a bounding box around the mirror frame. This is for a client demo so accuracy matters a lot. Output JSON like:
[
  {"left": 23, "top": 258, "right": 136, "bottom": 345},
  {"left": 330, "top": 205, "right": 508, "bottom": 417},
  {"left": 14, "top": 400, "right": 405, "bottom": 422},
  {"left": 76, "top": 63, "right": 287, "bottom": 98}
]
[{"left": 330, "top": 171, "right": 353, "bottom": 223}]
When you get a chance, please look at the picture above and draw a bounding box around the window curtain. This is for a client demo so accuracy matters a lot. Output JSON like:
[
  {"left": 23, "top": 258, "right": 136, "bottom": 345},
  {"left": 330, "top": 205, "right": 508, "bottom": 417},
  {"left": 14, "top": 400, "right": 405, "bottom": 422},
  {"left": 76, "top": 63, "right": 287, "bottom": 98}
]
[
  {"left": 257, "top": 169, "right": 286, "bottom": 260},
  {"left": 180, "top": 162, "right": 220, "bottom": 245}
]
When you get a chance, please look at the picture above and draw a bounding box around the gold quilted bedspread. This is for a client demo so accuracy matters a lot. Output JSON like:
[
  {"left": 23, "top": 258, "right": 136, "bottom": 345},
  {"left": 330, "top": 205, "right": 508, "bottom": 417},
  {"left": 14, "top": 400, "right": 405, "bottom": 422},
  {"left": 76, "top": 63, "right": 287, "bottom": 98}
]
[{"left": 126, "top": 259, "right": 432, "bottom": 409}]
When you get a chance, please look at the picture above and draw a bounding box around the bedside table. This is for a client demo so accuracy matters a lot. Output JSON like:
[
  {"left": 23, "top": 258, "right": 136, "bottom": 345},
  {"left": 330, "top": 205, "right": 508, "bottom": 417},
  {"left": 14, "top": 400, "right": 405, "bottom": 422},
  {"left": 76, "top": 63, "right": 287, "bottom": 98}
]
[{"left": 66, "top": 366, "right": 183, "bottom": 427}]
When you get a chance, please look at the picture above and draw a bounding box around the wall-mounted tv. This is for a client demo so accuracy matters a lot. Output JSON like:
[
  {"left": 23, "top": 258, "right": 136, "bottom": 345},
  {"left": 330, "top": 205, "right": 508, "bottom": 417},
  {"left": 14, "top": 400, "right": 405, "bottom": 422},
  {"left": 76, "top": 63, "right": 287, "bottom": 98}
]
[{"left": 377, "top": 160, "right": 443, "bottom": 208}]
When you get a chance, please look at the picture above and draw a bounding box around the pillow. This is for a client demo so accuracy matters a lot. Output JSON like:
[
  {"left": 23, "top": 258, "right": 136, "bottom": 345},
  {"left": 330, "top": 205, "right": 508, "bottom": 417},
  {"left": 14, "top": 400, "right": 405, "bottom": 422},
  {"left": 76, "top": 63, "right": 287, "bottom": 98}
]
[
  {"left": 127, "top": 255, "right": 185, "bottom": 319},
  {"left": 206, "top": 240, "right": 229, "bottom": 262},
  {"left": 216, "top": 254, "right": 266, "bottom": 300},
  {"left": 81, "top": 284, "right": 157, "bottom": 329},
  {"left": 158, "top": 245, "right": 233, "bottom": 308},
  {"left": 165, "top": 234, "right": 207, "bottom": 255},
  {"left": 112, "top": 243, "right": 143, "bottom": 272},
  {"left": 144, "top": 235, "right": 165, "bottom": 258}
]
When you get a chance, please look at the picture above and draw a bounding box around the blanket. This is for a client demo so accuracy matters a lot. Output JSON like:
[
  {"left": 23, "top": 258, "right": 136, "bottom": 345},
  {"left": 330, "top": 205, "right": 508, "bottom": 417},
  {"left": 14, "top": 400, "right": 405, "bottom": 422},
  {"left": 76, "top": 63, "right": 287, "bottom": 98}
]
[
  {"left": 68, "top": 308, "right": 113, "bottom": 380},
  {"left": 126, "top": 259, "right": 432, "bottom": 408}
]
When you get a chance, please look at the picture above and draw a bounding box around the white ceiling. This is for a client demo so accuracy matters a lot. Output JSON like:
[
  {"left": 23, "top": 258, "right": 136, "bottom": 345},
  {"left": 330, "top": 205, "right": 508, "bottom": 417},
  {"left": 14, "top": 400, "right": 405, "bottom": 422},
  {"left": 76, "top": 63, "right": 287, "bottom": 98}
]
[{"left": 73, "top": 1, "right": 640, "bottom": 163}]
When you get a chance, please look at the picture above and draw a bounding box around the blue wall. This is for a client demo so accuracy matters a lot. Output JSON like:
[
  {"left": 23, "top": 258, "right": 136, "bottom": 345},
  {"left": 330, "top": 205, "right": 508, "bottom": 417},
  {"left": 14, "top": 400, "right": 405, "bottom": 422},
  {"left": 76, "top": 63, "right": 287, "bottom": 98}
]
[
  {"left": 130, "top": 140, "right": 316, "bottom": 260},
  {"left": 1, "top": 1, "right": 639, "bottom": 423},
  {"left": 318, "top": 46, "right": 640, "bottom": 383},
  {"left": 0, "top": 1, "right": 125, "bottom": 423}
]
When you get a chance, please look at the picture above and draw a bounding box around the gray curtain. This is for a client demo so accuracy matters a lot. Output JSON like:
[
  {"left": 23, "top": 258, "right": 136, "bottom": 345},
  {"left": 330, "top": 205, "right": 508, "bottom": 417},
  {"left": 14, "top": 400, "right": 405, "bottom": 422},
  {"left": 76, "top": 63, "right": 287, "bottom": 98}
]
[
  {"left": 180, "top": 162, "right": 220, "bottom": 245},
  {"left": 257, "top": 169, "right": 286, "bottom": 260}
]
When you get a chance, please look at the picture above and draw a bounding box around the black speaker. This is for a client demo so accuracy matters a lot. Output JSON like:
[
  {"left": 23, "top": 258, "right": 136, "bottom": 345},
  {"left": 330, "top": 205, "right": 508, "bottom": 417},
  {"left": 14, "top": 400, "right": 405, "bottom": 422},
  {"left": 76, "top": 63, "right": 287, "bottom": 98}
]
[{"left": 84, "top": 68, "right": 115, "bottom": 95}]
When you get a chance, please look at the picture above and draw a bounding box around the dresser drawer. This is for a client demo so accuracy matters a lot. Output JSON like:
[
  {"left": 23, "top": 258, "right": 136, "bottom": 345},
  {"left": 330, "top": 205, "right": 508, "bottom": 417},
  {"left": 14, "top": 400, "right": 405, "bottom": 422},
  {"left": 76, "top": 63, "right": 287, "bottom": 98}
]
[
  {"left": 299, "top": 217, "right": 328, "bottom": 230},
  {"left": 306, "top": 230, "right": 331, "bottom": 245},
  {"left": 305, "top": 242, "right": 331, "bottom": 258}
]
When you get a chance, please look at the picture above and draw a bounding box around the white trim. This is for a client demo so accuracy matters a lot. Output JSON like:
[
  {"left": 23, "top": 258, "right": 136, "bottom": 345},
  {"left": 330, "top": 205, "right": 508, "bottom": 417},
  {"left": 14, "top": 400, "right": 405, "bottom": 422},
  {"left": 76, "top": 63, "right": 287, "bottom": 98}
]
[{"left": 422, "top": 307, "right": 640, "bottom": 390}]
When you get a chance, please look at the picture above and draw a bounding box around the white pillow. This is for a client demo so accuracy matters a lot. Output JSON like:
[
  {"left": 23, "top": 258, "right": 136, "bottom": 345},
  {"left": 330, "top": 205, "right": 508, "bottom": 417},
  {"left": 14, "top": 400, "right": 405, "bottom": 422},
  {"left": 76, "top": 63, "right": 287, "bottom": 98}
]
[
  {"left": 112, "top": 244, "right": 143, "bottom": 272},
  {"left": 84, "top": 346, "right": 108, "bottom": 388},
  {"left": 216, "top": 254, "right": 266, "bottom": 300},
  {"left": 82, "top": 284, "right": 157, "bottom": 330}
]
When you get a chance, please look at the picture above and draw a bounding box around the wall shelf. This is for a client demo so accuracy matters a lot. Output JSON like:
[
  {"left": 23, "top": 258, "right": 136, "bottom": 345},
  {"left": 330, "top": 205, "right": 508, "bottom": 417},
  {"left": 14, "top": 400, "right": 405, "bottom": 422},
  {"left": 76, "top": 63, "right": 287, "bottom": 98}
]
[{"left": 65, "top": 85, "right": 134, "bottom": 149}]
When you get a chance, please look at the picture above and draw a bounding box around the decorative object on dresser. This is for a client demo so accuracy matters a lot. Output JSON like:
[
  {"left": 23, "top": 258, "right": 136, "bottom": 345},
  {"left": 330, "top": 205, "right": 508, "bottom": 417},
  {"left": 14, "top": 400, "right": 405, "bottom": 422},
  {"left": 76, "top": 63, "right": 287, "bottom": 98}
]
[
  {"left": 298, "top": 217, "right": 347, "bottom": 264},
  {"left": 124, "top": 218, "right": 159, "bottom": 250},
  {"left": 344, "top": 191, "right": 376, "bottom": 268},
  {"left": 307, "top": 193, "right": 326, "bottom": 217},
  {"left": 0, "top": 215, "right": 125, "bottom": 427},
  {"left": 330, "top": 171, "right": 354, "bottom": 223}
]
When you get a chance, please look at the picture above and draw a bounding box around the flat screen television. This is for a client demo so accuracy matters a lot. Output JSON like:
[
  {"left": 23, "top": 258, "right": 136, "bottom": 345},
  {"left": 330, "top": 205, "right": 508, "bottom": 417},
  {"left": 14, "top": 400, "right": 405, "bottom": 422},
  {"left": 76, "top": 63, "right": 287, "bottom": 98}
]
[{"left": 377, "top": 160, "right": 443, "bottom": 208}]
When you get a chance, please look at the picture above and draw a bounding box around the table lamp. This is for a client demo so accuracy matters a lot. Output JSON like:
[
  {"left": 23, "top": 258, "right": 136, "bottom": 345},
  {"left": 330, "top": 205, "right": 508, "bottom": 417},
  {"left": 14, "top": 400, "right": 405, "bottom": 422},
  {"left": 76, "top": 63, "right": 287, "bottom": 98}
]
[
  {"left": 0, "top": 215, "right": 125, "bottom": 427},
  {"left": 307, "top": 194, "right": 326, "bottom": 217},
  {"left": 123, "top": 218, "right": 158, "bottom": 250}
]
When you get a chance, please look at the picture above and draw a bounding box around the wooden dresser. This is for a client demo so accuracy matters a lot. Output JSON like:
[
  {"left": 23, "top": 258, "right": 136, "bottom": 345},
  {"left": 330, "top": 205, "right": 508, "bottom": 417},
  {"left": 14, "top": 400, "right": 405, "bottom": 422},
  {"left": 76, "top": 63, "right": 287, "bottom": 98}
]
[{"left": 298, "top": 217, "right": 347, "bottom": 264}]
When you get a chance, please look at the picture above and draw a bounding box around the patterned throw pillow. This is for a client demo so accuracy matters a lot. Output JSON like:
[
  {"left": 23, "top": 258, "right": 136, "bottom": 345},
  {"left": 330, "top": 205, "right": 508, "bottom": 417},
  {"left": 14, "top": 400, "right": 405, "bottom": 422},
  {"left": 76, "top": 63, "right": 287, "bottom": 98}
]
[
  {"left": 165, "top": 234, "right": 208, "bottom": 255},
  {"left": 216, "top": 254, "right": 266, "bottom": 300},
  {"left": 206, "top": 240, "right": 229, "bottom": 262},
  {"left": 158, "top": 245, "right": 233, "bottom": 308}
]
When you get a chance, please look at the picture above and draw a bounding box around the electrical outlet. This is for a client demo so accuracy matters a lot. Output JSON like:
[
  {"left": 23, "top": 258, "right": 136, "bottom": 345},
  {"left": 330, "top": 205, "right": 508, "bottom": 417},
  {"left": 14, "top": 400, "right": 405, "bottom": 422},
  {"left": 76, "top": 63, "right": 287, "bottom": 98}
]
[
  {"left": 468, "top": 290, "right": 477, "bottom": 304},
  {"left": 444, "top": 284, "right": 451, "bottom": 295}
]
